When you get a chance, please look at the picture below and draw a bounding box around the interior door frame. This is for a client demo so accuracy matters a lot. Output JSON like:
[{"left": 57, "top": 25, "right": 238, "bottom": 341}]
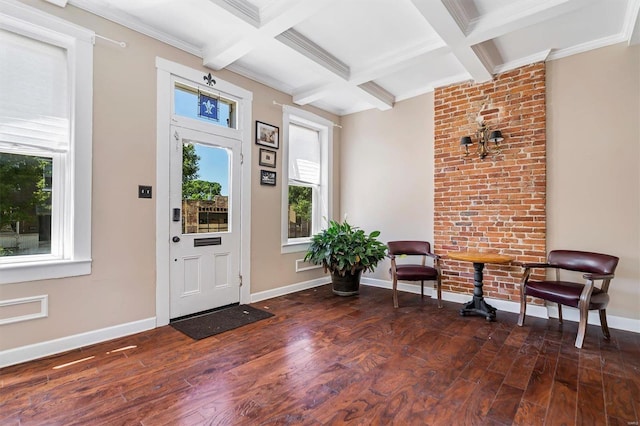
[{"left": 155, "top": 57, "right": 253, "bottom": 326}]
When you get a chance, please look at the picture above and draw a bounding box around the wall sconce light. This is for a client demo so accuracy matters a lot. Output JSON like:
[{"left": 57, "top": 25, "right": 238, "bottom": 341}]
[{"left": 460, "top": 121, "right": 504, "bottom": 159}]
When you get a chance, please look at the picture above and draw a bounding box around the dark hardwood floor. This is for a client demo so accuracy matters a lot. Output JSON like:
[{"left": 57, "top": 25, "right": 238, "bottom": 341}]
[{"left": 1, "top": 284, "right": 639, "bottom": 425}]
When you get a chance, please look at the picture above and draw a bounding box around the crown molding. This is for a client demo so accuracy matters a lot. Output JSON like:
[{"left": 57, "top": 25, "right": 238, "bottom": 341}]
[
  {"left": 493, "top": 49, "right": 552, "bottom": 74},
  {"left": 68, "top": 0, "right": 203, "bottom": 57},
  {"left": 547, "top": 33, "right": 628, "bottom": 62}
]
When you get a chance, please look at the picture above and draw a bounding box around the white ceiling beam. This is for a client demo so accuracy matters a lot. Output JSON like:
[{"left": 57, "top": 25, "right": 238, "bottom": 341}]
[
  {"left": 410, "top": 0, "right": 492, "bottom": 83},
  {"left": 203, "top": 35, "right": 265, "bottom": 71},
  {"left": 358, "top": 82, "right": 394, "bottom": 111},
  {"left": 203, "top": 0, "right": 338, "bottom": 70},
  {"left": 207, "top": 0, "right": 260, "bottom": 27},
  {"left": 259, "top": 0, "right": 341, "bottom": 34},
  {"left": 276, "top": 29, "right": 350, "bottom": 80}
]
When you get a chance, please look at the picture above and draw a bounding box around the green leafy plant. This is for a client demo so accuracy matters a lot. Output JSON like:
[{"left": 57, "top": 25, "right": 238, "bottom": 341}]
[{"left": 304, "top": 220, "right": 387, "bottom": 276}]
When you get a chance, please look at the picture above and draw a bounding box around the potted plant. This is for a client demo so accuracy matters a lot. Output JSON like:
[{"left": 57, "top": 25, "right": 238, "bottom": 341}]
[{"left": 304, "top": 220, "right": 387, "bottom": 296}]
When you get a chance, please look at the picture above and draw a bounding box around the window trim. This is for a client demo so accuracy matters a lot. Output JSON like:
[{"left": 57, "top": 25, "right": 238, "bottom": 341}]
[
  {"left": 0, "top": 2, "right": 93, "bottom": 284},
  {"left": 281, "top": 106, "right": 333, "bottom": 253}
]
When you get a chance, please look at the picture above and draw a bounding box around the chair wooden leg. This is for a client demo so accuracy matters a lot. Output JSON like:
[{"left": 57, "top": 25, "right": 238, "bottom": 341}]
[
  {"left": 420, "top": 280, "right": 424, "bottom": 299},
  {"left": 600, "top": 309, "right": 610, "bottom": 340},
  {"left": 393, "top": 277, "right": 399, "bottom": 309},
  {"left": 575, "top": 303, "right": 589, "bottom": 348},
  {"left": 517, "top": 292, "right": 526, "bottom": 326},
  {"left": 436, "top": 277, "right": 442, "bottom": 308},
  {"left": 557, "top": 304, "right": 563, "bottom": 324}
]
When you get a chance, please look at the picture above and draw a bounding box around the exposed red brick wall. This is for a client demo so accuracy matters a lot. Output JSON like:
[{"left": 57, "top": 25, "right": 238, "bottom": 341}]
[{"left": 434, "top": 63, "right": 546, "bottom": 303}]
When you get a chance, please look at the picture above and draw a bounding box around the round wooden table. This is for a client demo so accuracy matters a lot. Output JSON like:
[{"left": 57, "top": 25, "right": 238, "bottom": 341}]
[{"left": 447, "top": 251, "right": 514, "bottom": 321}]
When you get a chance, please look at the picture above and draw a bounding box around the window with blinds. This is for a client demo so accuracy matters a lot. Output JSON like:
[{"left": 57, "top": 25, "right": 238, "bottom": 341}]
[
  {"left": 0, "top": 3, "right": 93, "bottom": 284},
  {"left": 287, "top": 124, "right": 320, "bottom": 239},
  {"left": 0, "top": 29, "right": 68, "bottom": 259},
  {"left": 281, "top": 107, "right": 333, "bottom": 250}
]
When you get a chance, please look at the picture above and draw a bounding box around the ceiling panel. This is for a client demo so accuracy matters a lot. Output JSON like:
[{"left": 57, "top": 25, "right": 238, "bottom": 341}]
[{"left": 294, "top": 0, "right": 437, "bottom": 67}]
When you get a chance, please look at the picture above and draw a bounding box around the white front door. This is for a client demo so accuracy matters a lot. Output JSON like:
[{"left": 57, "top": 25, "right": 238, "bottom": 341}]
[{"left": 169, "top": 125, "right": 241, "bottom": 318}]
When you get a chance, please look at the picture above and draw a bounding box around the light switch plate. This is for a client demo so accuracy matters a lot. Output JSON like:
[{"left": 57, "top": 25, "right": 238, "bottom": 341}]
[{"left": 138, "top": 185, "right": 152, "bottom": 199}]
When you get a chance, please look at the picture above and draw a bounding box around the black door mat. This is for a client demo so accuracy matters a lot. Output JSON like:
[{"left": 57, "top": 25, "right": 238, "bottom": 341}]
[{"left": 170, "top": 305, "right": 274, "bottom": 340}]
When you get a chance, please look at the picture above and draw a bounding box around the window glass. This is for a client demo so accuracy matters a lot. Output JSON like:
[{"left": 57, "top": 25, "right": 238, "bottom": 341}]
[
  {"left": 174, "top": 83, "right": 236, "bottom": 129},
  {"left": 181, "top": 143, "right": 230, "bottom": 234},
  {"left": 288, "top": 185, "right": 312, "bottom": 239},
  {"left": 0, "top": 153, "right": 53, "bottom": 257}
]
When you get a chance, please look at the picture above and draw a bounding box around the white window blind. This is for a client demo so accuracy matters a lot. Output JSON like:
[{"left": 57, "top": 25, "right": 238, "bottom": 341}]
[
  {"left": 0, "top": 28, "right": 69, "bottom": 153},
  {"left": 288, "top": 123, "right": 320, "bottom": 185}
]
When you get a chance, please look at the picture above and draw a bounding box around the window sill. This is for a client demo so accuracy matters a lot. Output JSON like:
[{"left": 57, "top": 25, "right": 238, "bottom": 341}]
[
  {"left": 0, "top": 259, "right": 92, "bottom": 285},
  {"left": 281, "top": 241, "right": 310, "bottom": 254}
]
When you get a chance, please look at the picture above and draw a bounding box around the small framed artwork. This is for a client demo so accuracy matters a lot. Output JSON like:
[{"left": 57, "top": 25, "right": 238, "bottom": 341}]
[
  {"left": 256, "top": 121, "right": 279, "bottom": 149},
  {"left": 259, "top": 148, "right": 276, "bottom": 168},
  {"left": 260, "top": 170, "right": 276, "bottom": 186}
]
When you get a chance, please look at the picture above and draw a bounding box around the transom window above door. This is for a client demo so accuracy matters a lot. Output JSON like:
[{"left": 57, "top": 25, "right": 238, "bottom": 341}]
[{"left": 174, "top": 82, "right": 237, "bottom": 129}]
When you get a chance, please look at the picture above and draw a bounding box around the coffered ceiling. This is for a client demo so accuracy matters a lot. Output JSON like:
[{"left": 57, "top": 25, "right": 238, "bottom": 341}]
[{"left": 59, "top": 0, "right": 640, "bottom": 116}]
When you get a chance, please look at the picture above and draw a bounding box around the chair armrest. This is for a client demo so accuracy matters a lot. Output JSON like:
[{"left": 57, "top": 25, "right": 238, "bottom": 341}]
[
  {"left": 583, "top": 273, "right": 615, "bottom": 281},
  {"left": 521, "top": 262, "right": 554, "bottom": 269},
  {"left": 521, "top": 262, "right": 554, "bottom": 285},
  {"left": 426, "top": 253, "right": 441, "bottom": 261}
]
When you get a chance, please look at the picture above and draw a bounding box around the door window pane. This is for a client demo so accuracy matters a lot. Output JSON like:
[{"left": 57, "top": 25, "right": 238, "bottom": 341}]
[
  {"left": 181, "top": 143, "right": 229, "bottom": 234},
  {"left": 174, "top": 83, "right": 236, "bottom": 129},
  {"left": 0, "top": 152, "right": 53, "bottom": 256}
]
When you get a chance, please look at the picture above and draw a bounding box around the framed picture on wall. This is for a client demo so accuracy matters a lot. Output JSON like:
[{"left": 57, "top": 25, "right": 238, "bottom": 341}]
[
  {"left": 259, "top": 148, "right": 276, "bottom": 168},
  {"left": 260, "top": 170, "right": 276, "bottom": 186},
  {"left": 256, "top": 121, "right": 279, "bottom": 149}
]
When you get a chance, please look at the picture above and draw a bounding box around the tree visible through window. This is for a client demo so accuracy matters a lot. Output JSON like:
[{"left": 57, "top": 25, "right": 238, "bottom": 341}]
[
  {"left": 181, "top": 142, "right": 228, "bottom": 234},
  {"left": 182, "top": 144, "right": 222, "bottom": 200},
  {"left": 288, "top": 185, "right": 312, "bottom": 238},
  {"left": 0, "top": 153, "right": 52, "bottom": 256}
]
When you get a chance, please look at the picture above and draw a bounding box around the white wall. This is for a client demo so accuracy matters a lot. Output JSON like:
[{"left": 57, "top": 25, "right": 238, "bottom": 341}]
[
  {"left": 340, "top": 94, "right": 435, "bottom": 280},
  {"left": 546, "top": 43, "right": 640, "bottom": 321}
]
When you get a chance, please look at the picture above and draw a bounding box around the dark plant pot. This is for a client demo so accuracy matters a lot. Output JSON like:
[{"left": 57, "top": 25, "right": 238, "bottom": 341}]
[{"left": 331, "top": 269, "right": 363, "bottom": 296}]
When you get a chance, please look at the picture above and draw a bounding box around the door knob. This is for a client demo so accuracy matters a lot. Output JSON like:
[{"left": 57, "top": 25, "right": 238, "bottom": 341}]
[{"left": 172, "top": 236, "right": 180, "bottom": 242}]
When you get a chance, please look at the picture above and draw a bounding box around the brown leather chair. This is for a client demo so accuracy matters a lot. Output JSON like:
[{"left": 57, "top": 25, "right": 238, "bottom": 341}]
[
  {"left": 388, "top": 241, "right": 442, "bottom": 309},
  {"left": 518, "top": 250, "right": 619, "bottom": 348}
]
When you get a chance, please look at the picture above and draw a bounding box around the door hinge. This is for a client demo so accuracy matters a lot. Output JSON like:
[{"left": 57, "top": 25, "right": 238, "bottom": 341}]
[
  {"left": 239, "top": 273, "right": 243, "bottom": 287},
  {"left": 240, "top": 152, "right": 244, "bottom": 165}
]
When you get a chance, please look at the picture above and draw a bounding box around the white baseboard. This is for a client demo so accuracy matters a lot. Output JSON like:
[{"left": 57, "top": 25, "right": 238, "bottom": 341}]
[
  {"left": 0, "top": 317, "right": 156, "bottom": 369},
  {"left": 251, "top": 277, "right": 329, "bottom": 303},
  {"left": 361, "top": 277, "right": 640, "bottom": 334}
]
